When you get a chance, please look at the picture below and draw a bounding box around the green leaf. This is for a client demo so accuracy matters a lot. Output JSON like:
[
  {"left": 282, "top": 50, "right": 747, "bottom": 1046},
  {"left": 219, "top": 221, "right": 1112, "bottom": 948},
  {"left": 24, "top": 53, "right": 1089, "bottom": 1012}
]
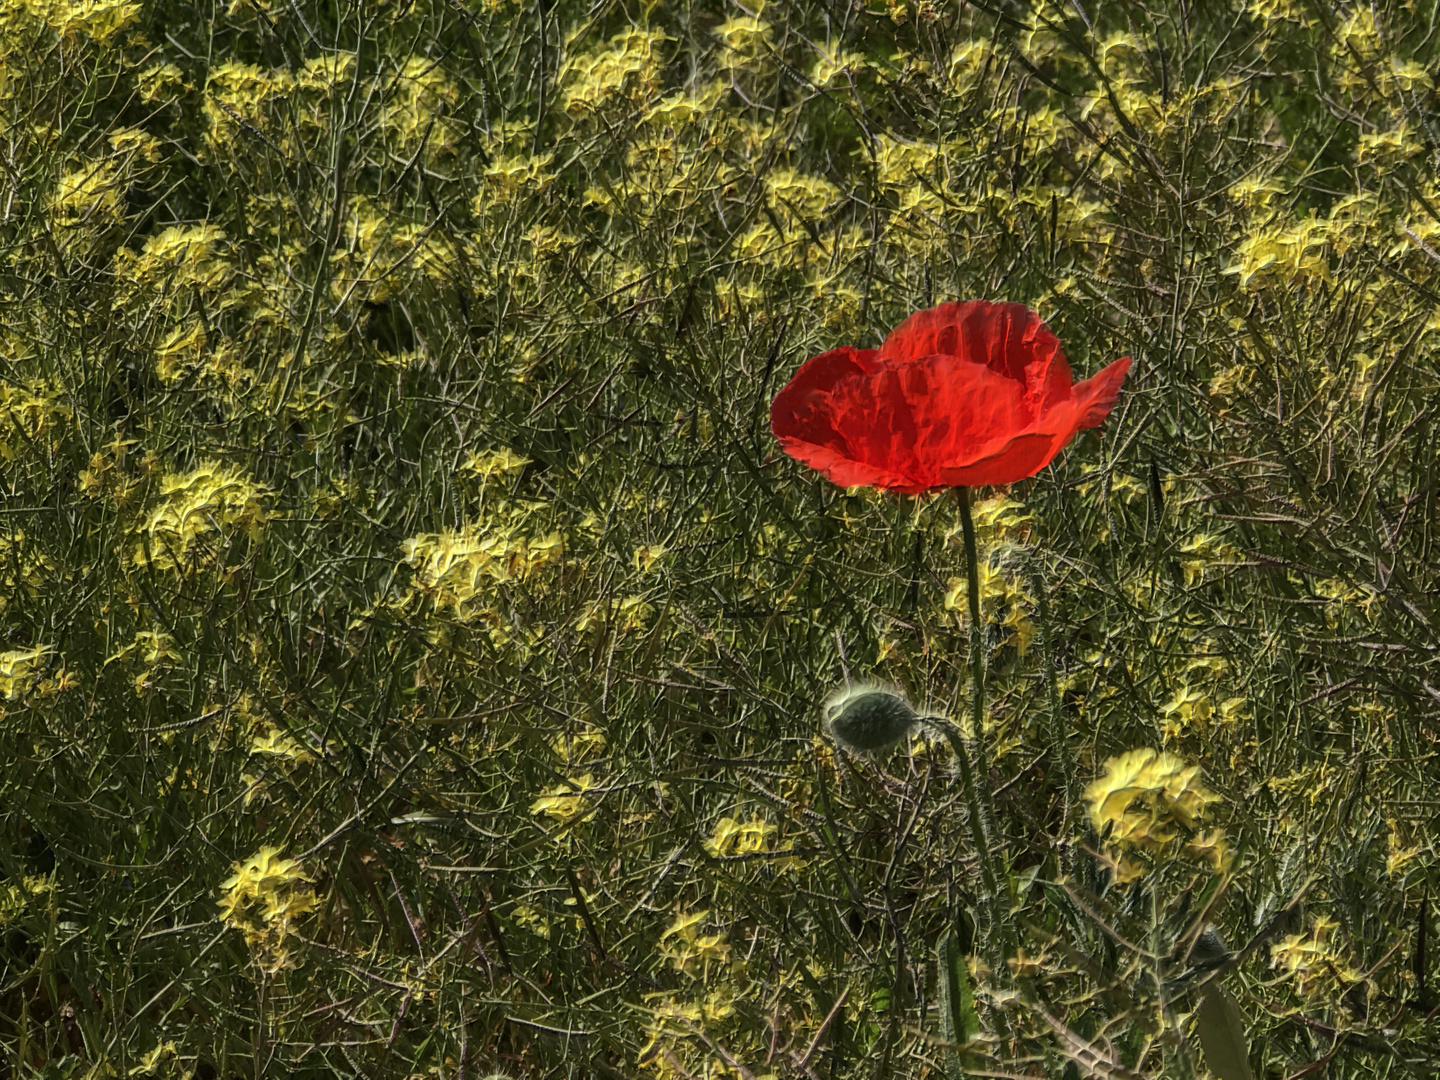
[
  {"left": 1195, "top": 985, "right": 1253, "bottom": 1080},
  {"left": 937, "top": 928, "right": 979, "bottom": 1079}
]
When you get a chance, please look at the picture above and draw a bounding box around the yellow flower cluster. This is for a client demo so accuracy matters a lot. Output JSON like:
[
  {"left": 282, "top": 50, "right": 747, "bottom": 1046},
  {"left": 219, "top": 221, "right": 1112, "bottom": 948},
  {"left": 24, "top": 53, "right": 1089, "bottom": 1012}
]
[
  {"left": 659, "top": 909, "right": 732, "bottom": 977},
  {"left": 550, "top": 726, "right": 607, "bottom": 765},
  {"left": 134, "top": 462, "right": 273, "bottom": 574},
  {"left": 702, "top": 815, "right": 776, "bottom": 857},
  {"left": 379, "top": 57, "right": 460, "bottom": 158},
  {"left": 1177, "top": 532, "right": 1239, "bottom": 587},
  {"left": 0, "top": 380, "right": 71, "bottom": 461},
  {"left": 460, "top": 446, "right": 531, "bottom": 481},
  {"left": 203, "top": 61, "right": 293, "bottom": 136},
  {"left": 559, "top": 28, "right": 669, "bottom": 116},
  {"left": 401, "top": 510, "right": 564, "bottom": 616},
  {"left": 0, "top": 645, "right": 55, "bottom": 700},
  {"left": 0, "top": 530, "right": 54, "bottom": 608},
  {"left": 0, "top": 873, "right": 52, "bottom": 927},
  {"left": 48, "top": 160, "right": 125, "bottom": 225},
  {"left": 105, "top": 629, "right": 181, "bottom": 697},
  {"left": 1223, "top": 215, "right": 1331, "bottom": 289},
  {"left": 115, "top": 224, "right": 231, "bottom": 297},
  {"left": 216, "top": 846, "right": 316, "bottom": 972},
  {"left": 530, "top": 773, "right": 597, "bottom": 825},
  {"left": 27, "top": 0, "right": 140, "bottom": 42},
  {"left": 1084, "top": 748, "right": 1227, "bottom": 882},
  {"left": 943, "top": 562, "right": 1035, "bottom": 655},
  {"left": 1270, "top": 915, "right": 1362, "bottom": 999}
]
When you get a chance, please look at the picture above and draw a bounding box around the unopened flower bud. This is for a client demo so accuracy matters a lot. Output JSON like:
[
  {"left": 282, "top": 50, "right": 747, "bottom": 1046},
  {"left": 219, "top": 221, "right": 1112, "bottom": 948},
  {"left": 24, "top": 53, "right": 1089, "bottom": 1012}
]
[{"left": 824, "top": 685, "right": 921, "bottom": 753}]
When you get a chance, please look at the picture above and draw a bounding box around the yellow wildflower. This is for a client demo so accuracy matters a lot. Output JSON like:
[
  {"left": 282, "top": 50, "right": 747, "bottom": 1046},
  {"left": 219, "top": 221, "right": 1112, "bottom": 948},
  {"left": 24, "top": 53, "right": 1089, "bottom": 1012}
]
[
  {"left": 530, "top": 773, "right": 598, "bottom": 824},
  {"left": 460, "top": 447, "right": 531, "bottom": 480},
  {"left": 0, "top": 646, "right": 54, "bottom": 699},
  {"left": 217, "top": 846, "right": 315, "bottom": 971},
  {"left": 134, "top": 462, "right": 273, "bottom": 574},
  {"left": 1085, "top": 748, "right": 1221, "bottom": 851}
]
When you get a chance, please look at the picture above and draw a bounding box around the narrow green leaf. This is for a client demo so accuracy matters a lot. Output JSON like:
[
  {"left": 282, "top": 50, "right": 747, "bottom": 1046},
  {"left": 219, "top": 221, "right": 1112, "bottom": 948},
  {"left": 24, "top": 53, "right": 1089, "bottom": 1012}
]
[
  {"left": 937, "top": 928, "right": 979, "bottom": 1079},
  {"left": 1195, "top": 985, "right": 1253, "bottom": 1080}
]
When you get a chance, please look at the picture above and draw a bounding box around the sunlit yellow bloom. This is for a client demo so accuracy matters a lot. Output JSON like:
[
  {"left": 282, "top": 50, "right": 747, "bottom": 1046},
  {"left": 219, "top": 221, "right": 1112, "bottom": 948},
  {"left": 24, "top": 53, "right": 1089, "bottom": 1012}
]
[
  {"left": 32, "top": 0, "right": 141, "bottom": 42},
  {"left": 48, "top": 161, "right": 125, "bottom": 226},
  {"left": 1271, "top": 916, "right": 1362, "bottom": 997},
  {"left": 217, "top": 845, "right": 315, "bottom": 971},
  {"left": 134, "top": 462, "right": 273, "bottom": 574},
  {"left": 1085, "top": 748, "right": 1220, "bottom": 851},
  {"left": 530, "top": 773, "right": 598, "bottom": 824},
  {"left": 402, "top": 514, "right": 564, "bottom": 615},
  {"left": 460, "top": 447, "right": 531, "bottom": 480},
  {"left": 0, "top": 646, "right": 54, "bottom": 700}
]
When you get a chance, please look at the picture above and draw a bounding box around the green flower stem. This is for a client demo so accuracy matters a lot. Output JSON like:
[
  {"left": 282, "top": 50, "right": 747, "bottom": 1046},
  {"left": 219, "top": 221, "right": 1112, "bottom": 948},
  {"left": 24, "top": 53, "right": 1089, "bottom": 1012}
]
[
  {"left": 1030, "top": 558, "right": 1075, "bottom": 876},
  {"left": 956, "top": 487, "right": 1000, "bottom": 853},
  {"left": 930, "top": 719, "right": 999, "bottom": 905}
]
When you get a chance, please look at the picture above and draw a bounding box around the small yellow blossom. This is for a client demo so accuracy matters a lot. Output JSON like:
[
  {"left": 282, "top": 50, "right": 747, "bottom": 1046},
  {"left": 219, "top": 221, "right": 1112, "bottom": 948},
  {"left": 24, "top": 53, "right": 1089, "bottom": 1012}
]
[
  {"left": 1178, "top": 533, "right": 1237, "bottom": 587},
  {"left": 811, "top": 46, "right": 867, "bottom": 87},
  {"left": 511, "top": 902, "right": 551, "bottom": 939},
  {"left": 1271, "top": 915, "right": 1362, "bottom": 997},
  {"left": 154, "top": 321, "right": 207, "bottom": 384},
  {"left": 551, "top": 727, "right": 608, "bottom": 764},
  {"left": 1386, "top": 818, "right": 1423, "bottom": 876},
  {"left": 1159, "top": 684, "right": 1213, "bottom": 738},
  {"left": 48, "top": 161, "right": 125, "bottom": 225},
  {"left": 660, "top": 909, "right": 732, "bottom": 976},
  {"left": 136, "top": 62, "right": 188, "bottom": 104},
  {"left": 250, "top": 723, "right": 315, "bottom": 765},
  {"left": 0, "top": 874, "right": 53, "bottom": 928},
  {"left": 0, "top": 646, "right": 54, "bottom": 700},
  {"left": 703, "top": 815, "right": 776, "bottom": 858},
  {"left": 1223, "top": 215, "right": 1330, "bottom": 288},
  {"left": 34, "top": 0, "right": 141, "bottom": 42},
  {"left": 134, "top": 462, "right": 273, "bottom": 574},
  {"left": 217, "top": 846, "right": 315, "bottom": 971},
  {"left": 634, "top": 544, "right": 667, "bottom": 573},
  {"left": 403, "top": 516, "right": 564, "bottom": 615},
  {"left": 1085, "top": 748, "right": 1221, "bottom": 851},
  {"left": 530, "top": 773, "right": 598, "bottom": 824},
  {"left": 460, "top": 446, "right": 531, "bottom": 480},
  {"left": 714, "top": 16, "right": 772, "bottom": 59}
]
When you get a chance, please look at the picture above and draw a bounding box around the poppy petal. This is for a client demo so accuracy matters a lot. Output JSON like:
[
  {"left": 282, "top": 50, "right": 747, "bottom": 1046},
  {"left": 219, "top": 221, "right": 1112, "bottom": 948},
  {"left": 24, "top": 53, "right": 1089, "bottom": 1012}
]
[
  {"left": 880, "top": 300, "right": 1072, "bottom": 416},
  {"left": 1072, "top": 355, "right": 1132, "bottom": 429},
  {"left": 773, "top": 350, "right": 1031, "bottom": 492},
  {"left": 771, "top": 302, "right": 1131, "bottom": 493},
  {"left": 839, "top": 355, "right": 1030, "bottom": 490},
  {"left": 903, "top": 354, "right": 1029, "bottom": 482},
  {"left": 770, "top": 345, "right": 879, "bottom": 457},
  {"left": 775, "top": 442, "right": 914, "bottom": 491},
  {"left": 938, "top": 431, "right": 1061, "bottom": 487},
  {"left": 943, "top": 357, "right": 1129, "bottom": 486},
  {"left": 771, "top": 346, "right": 907, "bottom": 489}
]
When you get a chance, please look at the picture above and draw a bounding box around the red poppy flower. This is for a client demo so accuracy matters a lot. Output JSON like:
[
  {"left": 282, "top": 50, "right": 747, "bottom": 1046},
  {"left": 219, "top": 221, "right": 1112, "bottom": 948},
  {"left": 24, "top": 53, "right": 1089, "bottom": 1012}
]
[{"left": 770, "top": 301, "right": 1131, "bottom": 493}]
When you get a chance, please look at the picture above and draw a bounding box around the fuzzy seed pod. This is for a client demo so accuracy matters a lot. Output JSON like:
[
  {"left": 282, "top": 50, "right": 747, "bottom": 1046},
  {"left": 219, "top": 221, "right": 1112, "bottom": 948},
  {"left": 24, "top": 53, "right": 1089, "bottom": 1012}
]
[{"left": 823, "top": 684, "right": 921, "bottom": 753}]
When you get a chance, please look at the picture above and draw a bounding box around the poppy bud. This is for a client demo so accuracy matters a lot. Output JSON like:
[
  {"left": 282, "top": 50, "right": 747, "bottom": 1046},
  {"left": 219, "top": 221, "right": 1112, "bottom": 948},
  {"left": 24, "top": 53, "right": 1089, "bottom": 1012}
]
[{"left": 824, "top": 684, "right": 921, "bottom": 753}]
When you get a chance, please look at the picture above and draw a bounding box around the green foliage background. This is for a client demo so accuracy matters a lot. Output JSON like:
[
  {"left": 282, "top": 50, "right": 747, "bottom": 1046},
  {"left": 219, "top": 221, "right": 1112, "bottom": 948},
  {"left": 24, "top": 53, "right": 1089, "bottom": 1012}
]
[{"left": 2, "top": 0, "right": 1440, "bottom": 1076}]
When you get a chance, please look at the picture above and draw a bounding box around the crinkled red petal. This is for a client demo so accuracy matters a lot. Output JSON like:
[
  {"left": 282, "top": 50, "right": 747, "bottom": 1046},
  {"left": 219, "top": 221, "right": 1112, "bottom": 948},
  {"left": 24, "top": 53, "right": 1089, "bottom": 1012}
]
[
  {"left": 879, "top": 300, "right": 1074, "bottom": 414},
  {"left": 1073, "top": 355, "right": 1132, "bottom": 429},
  {"left": 771, "top": 305, "right": 1132, "bottom": 491}
]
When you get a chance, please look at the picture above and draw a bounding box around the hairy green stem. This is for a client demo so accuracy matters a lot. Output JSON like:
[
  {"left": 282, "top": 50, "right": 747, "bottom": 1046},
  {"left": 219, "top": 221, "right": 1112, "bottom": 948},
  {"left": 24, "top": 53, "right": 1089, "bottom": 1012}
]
[
  {"left": 957, "top": 488, "right": 1000, "bottom": 853},
  {"left": 1030, "top": 558, "right": 1074, "bottom": 876},
  {"left": 930, "top": 719, "right": 999, "bottom": 905}
]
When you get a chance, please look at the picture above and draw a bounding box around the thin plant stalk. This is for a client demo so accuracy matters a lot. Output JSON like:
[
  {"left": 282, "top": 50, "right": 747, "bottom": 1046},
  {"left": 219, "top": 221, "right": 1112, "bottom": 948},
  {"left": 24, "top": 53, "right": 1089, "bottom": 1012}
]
[
  {"left": 956, "top": 487, "right": 1000, "bottom": 855},
  {"left": 927, "top": 719, "right": 999, "bottom": 906},
  {"left": 1029, "top": 557, "right": 1075, "bottom": 876}
]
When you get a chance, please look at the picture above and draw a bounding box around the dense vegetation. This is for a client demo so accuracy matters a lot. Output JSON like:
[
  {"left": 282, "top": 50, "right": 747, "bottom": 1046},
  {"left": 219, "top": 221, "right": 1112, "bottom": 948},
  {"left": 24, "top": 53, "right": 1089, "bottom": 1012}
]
[{"left": 3, "top": 0, "right": 1440, "bottom": 1076}]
